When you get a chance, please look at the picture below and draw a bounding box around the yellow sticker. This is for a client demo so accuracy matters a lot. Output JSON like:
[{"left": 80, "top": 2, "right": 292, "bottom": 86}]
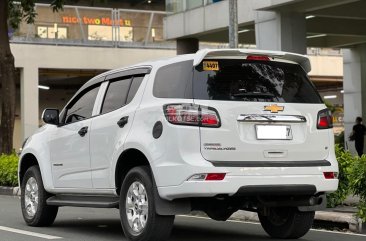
[{"left": 203, "top": 61, "right": 219, "bottom": 71}]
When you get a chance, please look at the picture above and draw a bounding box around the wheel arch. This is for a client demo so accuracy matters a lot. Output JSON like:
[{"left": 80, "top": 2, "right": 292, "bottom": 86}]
[
  {"left": 114, "top": 148, "right": 191, "bottom": 215},
  {"left": 19, "top": 153, "right": 39, "bottom": 185},
  {"left": 114, "top": 148, "right": 151, "bottom": 195}
]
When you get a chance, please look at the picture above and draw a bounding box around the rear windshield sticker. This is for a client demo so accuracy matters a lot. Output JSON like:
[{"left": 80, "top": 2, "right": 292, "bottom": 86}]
[{"left": 203, "top": 61, "right": 219, "bottom": 71}]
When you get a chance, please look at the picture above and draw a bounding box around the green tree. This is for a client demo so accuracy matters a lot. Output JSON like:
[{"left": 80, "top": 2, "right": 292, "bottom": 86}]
[{"left": 0, "top": 0, "right": 64, "bottom": 154}]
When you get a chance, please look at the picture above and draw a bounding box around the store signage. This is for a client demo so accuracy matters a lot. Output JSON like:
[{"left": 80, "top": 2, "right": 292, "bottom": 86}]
[{"left": 62, "top": 16, "right": 131, "bottom": 26}]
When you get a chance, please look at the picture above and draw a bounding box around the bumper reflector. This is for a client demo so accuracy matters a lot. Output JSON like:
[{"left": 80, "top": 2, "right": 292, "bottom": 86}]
[
  {"left": 323, "top": 172, "right": 338, "bottom": 179},
  {"left": 187, "top": 173, "right": 226, "bottom": 181},
  {"left": 205, "top": 173, "right": 226, "bottom": 181}
]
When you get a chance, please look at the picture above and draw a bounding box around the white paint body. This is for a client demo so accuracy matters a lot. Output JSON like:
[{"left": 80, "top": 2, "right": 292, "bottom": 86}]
[{"left": 19, "top": 49, "right": 339, "bottom": 201}]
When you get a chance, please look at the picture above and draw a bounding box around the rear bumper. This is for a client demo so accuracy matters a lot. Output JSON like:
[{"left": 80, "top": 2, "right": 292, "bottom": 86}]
[
  {"left": 209, "top": 160, "right": 331, "bottom": 167},
  {"left": 157, "top": 174, "right": 338, "bottom": 201}
]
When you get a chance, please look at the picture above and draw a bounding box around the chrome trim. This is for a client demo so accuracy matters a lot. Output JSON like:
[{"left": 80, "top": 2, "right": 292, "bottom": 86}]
[{"left": 238, "top": 114, "right": 306, "bottom": 123}]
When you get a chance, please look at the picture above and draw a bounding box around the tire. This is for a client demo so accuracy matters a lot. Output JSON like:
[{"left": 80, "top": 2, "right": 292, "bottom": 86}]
[
  {"left": 21, "top": 166, "right": 58, "bottom": 227},
  {"left": 120, "top": 166, "right": 175, "bottom": 241},
  {"left": 258, "top": 207, "right": 314, "bottom": 239}
]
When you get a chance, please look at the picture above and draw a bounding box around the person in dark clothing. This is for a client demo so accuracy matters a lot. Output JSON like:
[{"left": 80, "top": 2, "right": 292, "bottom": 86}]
[{"left": 353, "top": 117, "right": 366, "bottom": 157}]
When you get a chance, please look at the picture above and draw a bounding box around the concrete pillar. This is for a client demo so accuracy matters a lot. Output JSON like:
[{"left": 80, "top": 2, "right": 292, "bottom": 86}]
[
  {"left": 255, "top": 11, "right": 306, "bottom": 54},
  {"left": 177, "top": 38, "right": 199, "bottom": 55},
  {"left": 343, "top": 44, "right": 366, "bottom": 154},
  {"left": 21, "top": 65, "right": 39, "bottom": 141}
]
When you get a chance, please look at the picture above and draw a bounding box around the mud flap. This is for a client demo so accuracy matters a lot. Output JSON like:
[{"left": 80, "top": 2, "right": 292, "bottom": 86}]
[{"left": 152, "top": 179, "right": 191, "bottom": 215}]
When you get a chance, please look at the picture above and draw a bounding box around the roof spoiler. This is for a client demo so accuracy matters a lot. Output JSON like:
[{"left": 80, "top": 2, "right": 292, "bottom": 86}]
[{"left": 193, "top": 49, "right": 311, "bottom": 73}]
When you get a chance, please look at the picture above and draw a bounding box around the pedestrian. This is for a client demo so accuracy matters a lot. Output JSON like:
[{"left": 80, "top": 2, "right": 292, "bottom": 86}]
[{"left": 351, "top": 116, "right": 366, "bottom": 157}]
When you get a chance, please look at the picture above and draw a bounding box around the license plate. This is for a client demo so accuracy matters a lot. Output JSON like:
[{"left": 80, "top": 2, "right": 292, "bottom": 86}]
[{"left": 256, "top": 125, "right": 292, "bottom": 140}]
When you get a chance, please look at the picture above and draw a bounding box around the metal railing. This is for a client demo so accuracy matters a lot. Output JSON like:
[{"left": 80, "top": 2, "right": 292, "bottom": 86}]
[
  {"left": 166, "top": 0, "right": 223, "bottom": 14},
  {"left": 10, "top": 3, "right": 175, "bottom": 49}
]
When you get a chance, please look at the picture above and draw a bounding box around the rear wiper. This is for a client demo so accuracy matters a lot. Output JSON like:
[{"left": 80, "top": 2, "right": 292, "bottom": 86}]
[{"left": 232, "top": 92, "right": 275, "bottom": 98}]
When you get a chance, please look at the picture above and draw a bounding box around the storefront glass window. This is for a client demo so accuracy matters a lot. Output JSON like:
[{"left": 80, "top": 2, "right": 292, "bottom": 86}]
[{"left": 37, "top": 26, "right": 67, "bottom": 39}]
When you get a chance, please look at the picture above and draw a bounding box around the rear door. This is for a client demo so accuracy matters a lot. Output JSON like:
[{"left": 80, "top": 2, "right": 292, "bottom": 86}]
[
  {"left": 90, "top": 70, "right": 147, "bottom": 189},
  {"left": 193, "top": 58, "right": 330, "bottom": 164}
]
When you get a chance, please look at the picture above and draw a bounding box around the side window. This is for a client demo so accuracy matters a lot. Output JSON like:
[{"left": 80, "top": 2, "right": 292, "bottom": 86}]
[
  {"left": 65, "top": 85, "right": 100, "bottom": 124},
  {"left": 126, "top": 75, "right": 144, "bottom": 104},
  {"left": 153, "top": 60, "right": 193, "bottom": 98},
  {"left": 101, "top": 77, "right": 132, "bottom": 114}
]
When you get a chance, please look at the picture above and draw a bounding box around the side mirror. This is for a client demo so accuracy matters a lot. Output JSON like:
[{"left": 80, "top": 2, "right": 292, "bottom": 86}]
[{"left": 42, "top": 109, "right": 59, "bottom": 125}]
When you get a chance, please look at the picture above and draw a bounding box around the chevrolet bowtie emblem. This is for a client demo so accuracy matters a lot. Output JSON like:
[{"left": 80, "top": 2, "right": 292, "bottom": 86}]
[{"left": 264, "top": 104, "right": 284, "bottom": 113}]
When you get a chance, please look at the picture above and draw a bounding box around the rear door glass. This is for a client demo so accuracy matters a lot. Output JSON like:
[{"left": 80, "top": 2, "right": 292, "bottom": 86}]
[
  {"left": 126, "top": 76, "right": 144, "bottom": 104},
  {"left": 193, "top": 59, "right": 322, "bottom": 103},
  {"left": 101, "top": 77, "right": 132, "bottom": 114}
]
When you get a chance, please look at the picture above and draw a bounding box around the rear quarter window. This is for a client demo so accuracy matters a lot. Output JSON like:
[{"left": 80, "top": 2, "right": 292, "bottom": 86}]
[{"left": 153, "top": 60, "right": 193, "bottom": 99}]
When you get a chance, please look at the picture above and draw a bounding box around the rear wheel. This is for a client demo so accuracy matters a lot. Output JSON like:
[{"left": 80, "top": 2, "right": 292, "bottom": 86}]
[
  {"left": 258, "top": 207, "right": 314, "bottom": 239},
  {"left": 21, "top": 166, "right": 58, "bottom": 226},
  {"left": 120, "top": 166, "right": 175, "bottom": 241}
]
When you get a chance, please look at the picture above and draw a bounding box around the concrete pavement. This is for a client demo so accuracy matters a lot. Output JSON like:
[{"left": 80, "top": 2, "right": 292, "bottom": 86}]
[{"left": 1, "top": 195, "right": 366, "bottom": 241}]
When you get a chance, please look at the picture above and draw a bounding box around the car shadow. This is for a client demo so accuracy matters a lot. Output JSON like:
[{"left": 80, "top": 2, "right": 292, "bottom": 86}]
[{"left": 45, "top": 217, "right": 312, "bottom": 241}]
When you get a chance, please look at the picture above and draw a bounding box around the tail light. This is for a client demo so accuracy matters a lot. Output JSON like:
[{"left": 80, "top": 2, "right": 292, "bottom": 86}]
[
  {"left": 164, "top": 104, "right": 221, "bottom": 128},
  {"left": 317, "top": 109, "right": 333, "bottom": 129},
  {"left": 246, "top": 55, "right": 270, "bottom": 61}
]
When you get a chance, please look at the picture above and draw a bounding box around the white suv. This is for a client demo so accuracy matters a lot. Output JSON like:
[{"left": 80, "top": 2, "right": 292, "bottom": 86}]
[{"left": 19, "top": 49, "right": 338, "bottom": 241}]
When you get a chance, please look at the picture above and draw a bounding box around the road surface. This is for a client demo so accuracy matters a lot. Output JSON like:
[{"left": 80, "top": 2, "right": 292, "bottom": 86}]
[{"left": 0, "top": 195, "right": 365, "bottom": 241}]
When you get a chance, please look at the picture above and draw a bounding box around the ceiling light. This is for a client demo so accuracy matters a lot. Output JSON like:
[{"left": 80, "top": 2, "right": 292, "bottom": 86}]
[
  {"left": 148, "top": 0, "right": 152, "bottom": 3},
  {"left": 340, "top": 90, "right": 344, "bottom": 94},
  {"left": 38, "top": 85, "right": 50, "bottom": 90},
  {"left": 306, "top": 15, "right": 315, "bottom": 19},
  {"left": 238, "top": 29, "right": 250, "bottom": 34},
  {"left": 306, "top": 34, "right": 327, "bottom": 39},
  {"left": 324, "top": 95, "right": 337, "bottom": 99}
]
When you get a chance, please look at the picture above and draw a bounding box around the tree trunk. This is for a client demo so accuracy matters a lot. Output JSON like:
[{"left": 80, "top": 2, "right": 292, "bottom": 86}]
[{"left": 0, "top": 1, "right": 16, "bottom": 154}]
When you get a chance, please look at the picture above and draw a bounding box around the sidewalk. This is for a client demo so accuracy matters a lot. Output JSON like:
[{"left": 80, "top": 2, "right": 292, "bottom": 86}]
[{"left": 1, "top": 186, "right": 364, "bottom": 233}]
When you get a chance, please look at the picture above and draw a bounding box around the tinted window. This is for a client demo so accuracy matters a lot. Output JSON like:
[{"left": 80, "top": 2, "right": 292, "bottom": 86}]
[
  {"left": 126, "top": 76, "right": 144, "bottom": 104},
  {"left": 194, "top": 59, "right": 322, "bottom": 103},
  {"left": 101, "top": 78, "right": 132, "bottom": 114},
  {"left": 65, "top": 85, "right": 100, "bottom": 124},
  {"left": 153, "top": 60, "right": 193, "bottom": 98}
]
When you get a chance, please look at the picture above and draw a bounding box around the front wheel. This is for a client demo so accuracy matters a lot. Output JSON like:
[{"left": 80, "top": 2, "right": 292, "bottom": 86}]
[
  {"left": 21, "top": 166, "right": 58, "bottom": 226},
  {"left": 120, "top": 166, "right": 175, "bottom": 241},
  {"left": 258, "top": 207, "right": 314, "bottom": 239}
]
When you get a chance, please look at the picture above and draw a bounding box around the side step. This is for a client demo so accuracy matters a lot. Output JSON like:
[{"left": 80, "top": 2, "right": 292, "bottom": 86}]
[{"left": 47, "top": 195, "right": 119, "bottom": 208}]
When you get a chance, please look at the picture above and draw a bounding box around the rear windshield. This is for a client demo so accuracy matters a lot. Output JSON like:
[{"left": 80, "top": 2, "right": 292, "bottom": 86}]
[{"left": 193, "top": 59, "right": 322, "bottom": 103}]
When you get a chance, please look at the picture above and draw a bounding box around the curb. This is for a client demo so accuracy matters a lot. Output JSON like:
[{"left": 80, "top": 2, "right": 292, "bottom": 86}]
[
  {"left": 315, "top": 210, "right": 363, "bottom": 233},
  {"left": 0, "top": 186, "right": 20, "bottom": 196}
]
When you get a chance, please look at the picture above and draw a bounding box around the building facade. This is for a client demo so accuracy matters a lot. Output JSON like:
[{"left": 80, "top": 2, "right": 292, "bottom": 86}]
[
  {"left": 3, "top": 0, "right": 355, "bottom": 153},
  {"left": 164, "top": 0, "right": 366, "bottom": 154}
]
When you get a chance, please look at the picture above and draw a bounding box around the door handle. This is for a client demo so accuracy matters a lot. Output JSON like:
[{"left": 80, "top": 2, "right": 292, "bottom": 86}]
[
  {"left": 117, "top": 116, "right": 129, "bottom": 128},
  {"left": 78, "top": 126, "right": 88, "bottom": 137}
]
